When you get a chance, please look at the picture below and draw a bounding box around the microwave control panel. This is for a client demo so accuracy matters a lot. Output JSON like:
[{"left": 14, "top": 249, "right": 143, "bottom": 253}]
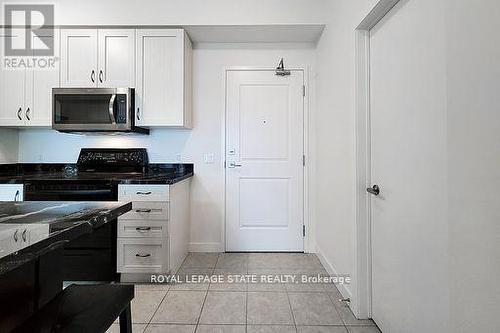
[{"left": 116, "top": 94, "right": 128, "bottom": 124}]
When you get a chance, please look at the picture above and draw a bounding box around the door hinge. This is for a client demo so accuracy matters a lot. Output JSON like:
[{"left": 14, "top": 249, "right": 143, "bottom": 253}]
[
  {"left": 302, "top": 85, "right": 306, "bottom": 97},
  {"left": 303, "top": 225, "right": 306, "bottom": 237},
  {"left": 302, "top": 154, "right": 306, "bottom": 167}
]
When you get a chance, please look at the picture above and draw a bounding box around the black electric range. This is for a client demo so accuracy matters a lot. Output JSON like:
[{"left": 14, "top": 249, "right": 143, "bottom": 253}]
[
  {"left": 23, "top": 148, "right": 150, "bottom": 202},
  {"left": 8, "top": 148, "right": 193, "bottom": 282},
  {"left": 25, "top": 149, "right": 149, "bottom": 281}
]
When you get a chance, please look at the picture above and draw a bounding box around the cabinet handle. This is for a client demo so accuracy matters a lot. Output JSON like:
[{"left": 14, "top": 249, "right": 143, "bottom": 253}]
[
  {"left": 136, "top": 227, "right": 152, "bottom": 232},
  {"left": 17, "top": 107, "right": 22, "bottom": 120},
  {"left": 91, "top": 70, "right": 95, "bottom": 83},
  {"left": 13, "top": 230, "right": 18, "bottom": 242},
  {"left": 14, "top": 190, "right": 19, "bottom": 201},
  {"left": 22, "top": 229, "right": 27, "bottom": 242},
  {"left": 99, "top": 70, "right": 103, "bottom": 83},
  {"left": 136, "top": 191, "right": 152, "bottom": 195},
  {"left": 135, "top": 209, "right": 152, "bottom": 213},
  {"left": 135, "top": 253, "right": 151, "bottom": 258},
  {"left": 137, "top": 107, "right": 140, "bottom": 120},
  {"left": 25, "top": 108, "right": 30, "bottom": 121}
]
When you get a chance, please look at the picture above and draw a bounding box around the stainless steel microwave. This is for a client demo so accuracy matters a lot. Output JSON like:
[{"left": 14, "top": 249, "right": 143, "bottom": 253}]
[{"left": 52, "top": 88, "right": 148, "bottom": 134}]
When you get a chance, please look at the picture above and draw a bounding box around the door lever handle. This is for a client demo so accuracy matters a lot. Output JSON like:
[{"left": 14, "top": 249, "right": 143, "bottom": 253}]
[
  {"left": 227, "top": 162, "right": 242, "bottom": 168},
  {"left": 367, "top": 185, "right": 380, "bottom": 196}
]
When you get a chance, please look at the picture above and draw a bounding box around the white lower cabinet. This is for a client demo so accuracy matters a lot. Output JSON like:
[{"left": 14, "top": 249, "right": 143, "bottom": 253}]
[
  {"left": 117, "top": 238, "right": 167, "bottom": 274},
  {"left": 0, "top": 184, "right": 24, "bottom": 201},
  {"left": 117, "top": 180, "right": 190, "bottom": 279},
  {"left": 0, "top": 224, "right": 49, "bottom": 258}
]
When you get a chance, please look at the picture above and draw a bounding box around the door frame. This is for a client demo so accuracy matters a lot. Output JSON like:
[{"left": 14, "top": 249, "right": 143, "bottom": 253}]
[
  {"left": 223, "top": 66, "right": 312, "bottom": 253},
  {"left": 354, "top": 0, "right": 402, "bottom": 319}
]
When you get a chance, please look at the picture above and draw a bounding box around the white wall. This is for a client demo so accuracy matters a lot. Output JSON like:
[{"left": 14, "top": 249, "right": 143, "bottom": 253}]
[
  {"left": 0, "top": 0, "right": 326, "bottom": 25},
  {"left": 0, "top": 129, "right": 18, "bottom": 163},
  {"left": 18, "top": 43, "right": 316, "bottom": 252},
  {"left": 446, "top": 0, "right": 500, "bottom": 331},
  {"left": 314, "top": 0, "right": 378, "bottom": 299},
  {"left": 314, "top": 0, "right": 500, "bottom": 331}
]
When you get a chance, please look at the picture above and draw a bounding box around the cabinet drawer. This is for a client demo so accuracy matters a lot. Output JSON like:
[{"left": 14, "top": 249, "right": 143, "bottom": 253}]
[
  {"left": 119, "top": 202, "right": 169, "bottom": 221},
  {"left": 117, "top": 238, "right": 166, "bottom": 273},
  {"left": 118, "top": 220, "right": 164, "bottom": 238},
  {"left": 118, "top": 185, "right": 169, "bottom": 202}
]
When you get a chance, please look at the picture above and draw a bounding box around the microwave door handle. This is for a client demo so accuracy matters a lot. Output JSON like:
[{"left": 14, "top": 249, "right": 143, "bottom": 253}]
[{"left": 108, "top": 94, "right": 116, "bottom": 124}]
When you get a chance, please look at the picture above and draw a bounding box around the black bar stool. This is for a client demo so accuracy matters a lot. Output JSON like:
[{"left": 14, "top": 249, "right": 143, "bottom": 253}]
[{"left": 12, "top": 284, "right": 134, "bottom": 333}]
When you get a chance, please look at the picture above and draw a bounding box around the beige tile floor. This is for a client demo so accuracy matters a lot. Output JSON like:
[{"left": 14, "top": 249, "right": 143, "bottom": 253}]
[{"left": 108, "top": 253, "right": 380, "bottom": 333}]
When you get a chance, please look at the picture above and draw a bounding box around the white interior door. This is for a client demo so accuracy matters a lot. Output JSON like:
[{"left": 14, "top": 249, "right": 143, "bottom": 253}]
[
  {"left": 226, "top": 70, "right": 304, "bottom": 252},
  {"left": 369, "top": 0, "right": 448, "bottom": 332}
]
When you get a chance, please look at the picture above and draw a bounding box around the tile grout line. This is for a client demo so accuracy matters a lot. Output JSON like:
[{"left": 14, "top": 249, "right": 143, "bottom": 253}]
[
  {"left": 143, "top": 261, "right": 185, "bottom": 328},
  {"left": 243, "top": 254, "right": 249, "bottom": 333},
  {"left": 144, "top": 285, "right": 170, "bottom": 330},
  {"left": 194, "top": 253, "right": 219, "bottom": 331},
  {"left": 284, "top": 286, "right": 299, "bottom": 333}
]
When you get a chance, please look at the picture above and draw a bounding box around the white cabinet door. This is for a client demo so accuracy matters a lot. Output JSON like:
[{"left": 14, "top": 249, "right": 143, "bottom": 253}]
[
  {"left": 0, "top": 185, "right": 24, "bottom": 201},
  {"left": 60, "top": 29, "right": 98, "bottom": 87},
  {"left": 97, "top": 29, "right": 135, "bottom": 87},
  {"left": 0, "top": 35, "right": 26, "bottom": 127},
  {"left": 136, "top": 29, "right": 188, "bottom": 127},
  {"left": 25, "top": 29, "right": 59, "bottom": 127}
]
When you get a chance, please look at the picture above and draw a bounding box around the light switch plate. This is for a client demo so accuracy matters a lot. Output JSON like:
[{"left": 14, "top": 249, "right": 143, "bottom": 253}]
[{"left": 204, "top": 153, "right": 215, "bottom": 164}]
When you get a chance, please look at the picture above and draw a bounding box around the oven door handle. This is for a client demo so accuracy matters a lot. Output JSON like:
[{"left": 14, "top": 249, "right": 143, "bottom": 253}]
[
  {"left": 108, "top": 94, "right": 117, "bottom": 124},
  {"left": 29, "top": 189, "right": 114, "bottom": 196}
]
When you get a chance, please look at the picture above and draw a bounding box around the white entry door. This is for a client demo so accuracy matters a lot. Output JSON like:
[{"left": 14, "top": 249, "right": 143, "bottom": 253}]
[
  {"left": 369, "top": 0, "right": 448, "bottom": 332},
  {"left": 226, "top": 70, "right": 305, "bottom": 252}
]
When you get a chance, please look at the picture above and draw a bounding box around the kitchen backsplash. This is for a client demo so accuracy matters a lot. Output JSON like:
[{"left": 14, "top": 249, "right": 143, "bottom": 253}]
[{"left": 17, "top": 128, "right": 193, "bottom": 163}]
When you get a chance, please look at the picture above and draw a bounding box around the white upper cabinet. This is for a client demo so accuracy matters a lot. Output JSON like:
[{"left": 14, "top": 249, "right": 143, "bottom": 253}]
[
  {"left": 60, "top": 29, "right": 134, "bottom": 88},
  {"left": 60, "top": 29, "right": 98, "bottom": 87},
  {"left": 0, "top": 35, "right": 26, "bottom": 127},
  {"left": 2, "top": 28, "right": 191, "bottom": 128},
  {"left": 26, "top": 29, "right": 60, "bottom": 126},
  {"left": 0, "top": 30, "right": 59, "bottom": 127},
  {"left": 136, "top": 29, "right": 192, "bottom": 128},
  {"left": 98, "top": 29, "right": 135, "bottom": 87}
]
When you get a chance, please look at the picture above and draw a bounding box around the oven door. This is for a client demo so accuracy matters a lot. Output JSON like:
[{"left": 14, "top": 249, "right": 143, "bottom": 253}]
[
  {"left": 52, "top": 88, "right": 133, "bottom": 132},
  {"left": 24, "top": 182, "right": 119, "bottom": 281},
  {"left": 24, "top": 183, "right": 117, "bottom": 201}
]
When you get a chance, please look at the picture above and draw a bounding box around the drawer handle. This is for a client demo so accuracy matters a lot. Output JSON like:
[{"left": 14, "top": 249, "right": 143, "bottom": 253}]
[
  {"left": 135, "top": 253, "right": 151, "bottom": 258},
  {"left": 13, "top": 229, "right": 19, "bottom": 242},
  {"left": 22, "top": 229, "right": 27, "bottom": 242},
  {"left": 136, "top": 227, "right": 152, "bottom": 232},
  {"left": 136, "top": 191, "right": 152, "bottom": 195},
  {"left": 135, "top": 209, "right": 152, "bottom": 213}
]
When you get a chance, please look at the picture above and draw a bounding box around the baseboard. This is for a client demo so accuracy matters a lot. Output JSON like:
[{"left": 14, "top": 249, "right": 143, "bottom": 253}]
[
  {"left": 189, "top": 242, "right": 223, "bottom": 252},
  {"left": 315, "top": 245, "right": 353, "bottom": 300}
]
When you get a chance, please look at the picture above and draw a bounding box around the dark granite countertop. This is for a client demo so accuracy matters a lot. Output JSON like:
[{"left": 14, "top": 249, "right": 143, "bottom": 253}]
[
  {"left": 0, "top": 201, "right": 131, "bottom": 276},
  {"left": 0, "top": 163, "right": 194, "bottom": 185}
]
